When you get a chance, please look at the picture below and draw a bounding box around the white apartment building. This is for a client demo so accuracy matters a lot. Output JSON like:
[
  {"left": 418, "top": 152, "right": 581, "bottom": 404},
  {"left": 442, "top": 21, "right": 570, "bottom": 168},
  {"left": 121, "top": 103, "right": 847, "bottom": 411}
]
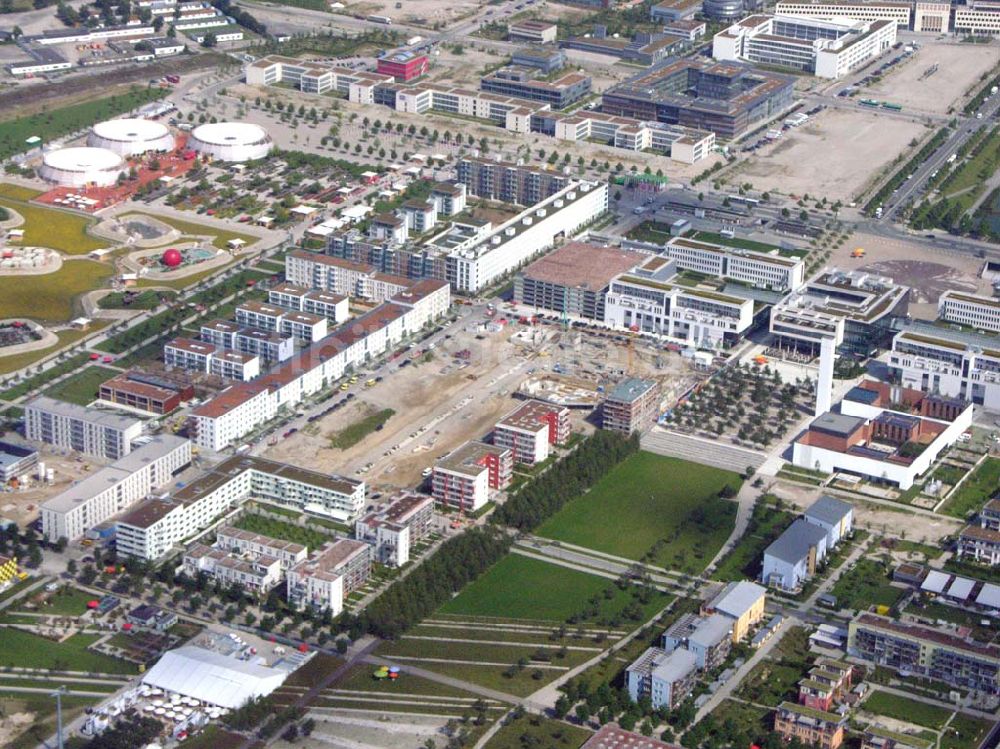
[
  {"left": 113, "top": 454, "right": 366, "bottom": 560},
  {"left": 285, "top": 253, "right": 410, "bottom": 301},
  {"left": 604, "top": 260, "right": 756, "bottom": 350},
  {"left": 432, "top": 441, "right": 513, "bottom": 512},
  {"left": 890, "top": 328, "right": 1000, "bottom": 411},
  {"left": 211, "top": 351, "right": 261, "bottom": 382},
  {"left": 714, "top": 14, "right": 896, "bottom": 78},
  {"left": 401, "top": 200, "right": 438, "bottom": 234},
  {"left": 215, "top": 525, "right": 309, "bottom": 569},
  {"left": 200, "top": 319, "right": 240, "bottom": 349},
  {"left": 446, "top": 181, "right": 609, "bottom": 293},
  {"left": 40, "top": 435, "right": 191, "bottom": 543},
  {"left": 286, "top": 539, "right": 371, "bottom": 614},
  {"left": 354, "top": 491, "right": 435, "bottom": 567},
  {"left": 773, "top": 0, "right": 912, "bottom": 26},
  {"left": 184, "top": 543, "right": 284, "bottom": 595},
  {"left": 430, "top": 183, "right": 467, "bottom": 217},
  {"left": 25, "top": 396, "right": 144, "bottom": 460},
  {"left": 268, "top": 283, "right": 349, "bottom": 322},
  {"left": 235, "top": 301, "right": 286, "bottom": 332},
  {"left": 279, "top": 311, "right": 328, "bottom": 343},
  {"left": 662, "top": 237, "right": 804, "bottom": 291},
  {"left": 164, "top": 338, "right": 260, "bottom": 381},
  {"left": 938, "top": 291, "right": 1000, "bottom": 334},
  {"left": 492, "top": 400, "right": 571, "bottom": 465},
  {"left": 235, "top": 328, "right": 295, "bottom": 364},
  {"left": 189, "top": 281, "right": 450, "bottom": 451}
]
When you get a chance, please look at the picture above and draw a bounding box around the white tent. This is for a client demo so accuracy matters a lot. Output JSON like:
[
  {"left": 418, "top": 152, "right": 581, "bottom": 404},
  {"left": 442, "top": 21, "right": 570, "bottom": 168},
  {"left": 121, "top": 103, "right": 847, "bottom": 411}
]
[{"left": 141, "top": 646, "right": 286, "bottom": 709}]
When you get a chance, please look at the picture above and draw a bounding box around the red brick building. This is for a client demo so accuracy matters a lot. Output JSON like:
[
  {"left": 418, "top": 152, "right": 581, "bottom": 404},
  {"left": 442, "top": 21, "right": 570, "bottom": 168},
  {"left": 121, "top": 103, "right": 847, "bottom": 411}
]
[{"left": 376, "top": 50, "right": 429, "bottom": 82}]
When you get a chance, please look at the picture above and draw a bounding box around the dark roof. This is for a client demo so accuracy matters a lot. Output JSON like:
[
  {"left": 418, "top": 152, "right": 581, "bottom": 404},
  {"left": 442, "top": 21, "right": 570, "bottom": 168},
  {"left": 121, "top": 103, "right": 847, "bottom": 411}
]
[
  {"left": 765, "top": 518, "right": 828, "bottom": 565},
  {"left": 804, "top": 495, "right": 853, "bottom": 526},
  {"left": 809, "top": 411, "right": 865, "bottom": 437}
]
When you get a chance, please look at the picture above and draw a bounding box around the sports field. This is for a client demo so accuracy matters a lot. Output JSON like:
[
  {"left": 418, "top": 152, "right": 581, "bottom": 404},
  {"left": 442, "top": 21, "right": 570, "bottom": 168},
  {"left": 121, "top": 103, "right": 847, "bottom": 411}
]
[
  {"left": 439, "top": 553, "right": 668, "bottom": 622},
  {"left": 536, "top": 452, "right": 741, "bottom": 574}
]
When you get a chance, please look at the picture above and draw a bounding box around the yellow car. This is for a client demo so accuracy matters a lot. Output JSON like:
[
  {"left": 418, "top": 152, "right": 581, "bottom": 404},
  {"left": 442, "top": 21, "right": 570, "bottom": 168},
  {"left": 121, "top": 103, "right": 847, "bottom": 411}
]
[{"left": 340, "top": 383, "right": 350, "bottom": 390}]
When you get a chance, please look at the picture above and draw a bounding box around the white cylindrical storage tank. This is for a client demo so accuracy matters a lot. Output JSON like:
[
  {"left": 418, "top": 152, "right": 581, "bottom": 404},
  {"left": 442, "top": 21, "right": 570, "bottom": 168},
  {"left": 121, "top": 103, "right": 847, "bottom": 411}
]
[
  {"left": 39, "top": 147, "right": 125, "bottom": 187},
  {"left": 189, "top": 122, "right": 273, "bottom": 162},
  {"left": 88, "top": 118, "right": 175, "bottom": 156}
]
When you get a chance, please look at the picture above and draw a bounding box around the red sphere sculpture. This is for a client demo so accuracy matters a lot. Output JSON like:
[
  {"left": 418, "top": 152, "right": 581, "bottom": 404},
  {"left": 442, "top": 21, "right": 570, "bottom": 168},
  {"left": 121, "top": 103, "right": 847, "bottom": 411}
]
[{"left": 162, "top": 248, "right": 183, "bottom": 267}]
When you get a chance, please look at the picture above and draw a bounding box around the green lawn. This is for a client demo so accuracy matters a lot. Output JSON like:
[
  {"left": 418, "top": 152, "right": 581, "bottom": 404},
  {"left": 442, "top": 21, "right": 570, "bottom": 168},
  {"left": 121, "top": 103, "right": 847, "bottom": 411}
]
[
  {"left": 536, "top": 452, "right": 741, "bottom": 574},
  {"left": 0, "top": 259, "right": 111, "bottom": 322},
  {"left": 329, "top": 408, "right": 395, "bottom": 449},
  {"left": 830, "top": 558, "right": 905, "bottom": 611},
  {"left": 0, "top": 630, "right": 137, "bottom": 674},
  {"left": 735, "top": 659, "right": 806, "bottom": 707},
  {"left": 43, "top": 365, "right": 118, "bottom": 406},
  {"left": 231, "top": 513, "right": 332, "bottom": 552},
  {"left": 98, "top": 289, "right": 176, "bottom": 310},
  {"left": 0, "top": 194, "right": 108, "bottom": 255},
  {"left": 941, "top": 714, "right": 995, "bottom": 749},
  {"left": 122, "top": 212, "right": 256, "bottom": 251},
  {"left": 24, "top": 587, "right": 98, "bottom": 616},
  {"left": 483, "top": 715, "right": 591, "bottom": 749},
  {"left": 0, "top": 88, "right": 166, "bottom": 162},
  {"left": 941, "top": 458, "right": 1000, "bottom": 519},
  {"left": 691, "top": 230, "right": 781, "bottom": 253},
  {"left": 863, "top": 690, "right": 952, "bottom": 729},
  {"left": 439, "top": 553, "right": 669, "bottom": 623},
  {"left": 332, "top": 663, "right": 482, "bottom": 699}
]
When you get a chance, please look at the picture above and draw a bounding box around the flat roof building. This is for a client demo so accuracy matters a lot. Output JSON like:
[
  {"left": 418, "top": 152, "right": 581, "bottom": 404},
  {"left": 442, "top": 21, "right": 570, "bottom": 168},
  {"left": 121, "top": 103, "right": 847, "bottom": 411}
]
[
  {"left": 432, "top": 441, "right": 513, "bottom": 512},
  {"left": 509, "top": 20, "right": 558, "bottom": 43},
  {"left": 25, "top": 396, "right": 144, "bottom": 460},
  {"left": 603, "top": 378, "right": 660, "bottom": 434},
  {"left": 355, "top": 491, "right": 435, "bottom": 567},
  {"left": 286, "top": 539, "right": 371, "bottom": 615},
  {"left": 493, "top": 399, "right": 571, "bottom": 465}
]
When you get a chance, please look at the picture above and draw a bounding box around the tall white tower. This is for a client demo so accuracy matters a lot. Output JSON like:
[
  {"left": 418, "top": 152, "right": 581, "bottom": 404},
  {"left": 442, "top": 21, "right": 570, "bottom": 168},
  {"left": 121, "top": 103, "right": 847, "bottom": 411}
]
[{"left": 815, "top": 336, "right": 835, "bottom": 417}]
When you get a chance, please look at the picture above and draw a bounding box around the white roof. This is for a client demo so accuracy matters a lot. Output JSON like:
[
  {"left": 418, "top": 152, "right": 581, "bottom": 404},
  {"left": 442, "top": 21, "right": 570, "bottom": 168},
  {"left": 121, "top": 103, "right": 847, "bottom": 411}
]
[
  {"left": 92, "top": 118, "right": 170, "bottom": 143},
  {"left": 976, "top": 583, "right": 1000, "bottom": 610},
  {"left": 342, "top": 205, "right": 371, "bottom": 220},
  {"left": 711, "top": 580, "right": 766, "bottom": 619},
  {"left": 142, "top": 646, "right": 287, "bottom": 709},
  {"left": 290, "top": 205, "right": 318, "bottom": 215},
  {"left": 191, "top": 122, "right": 268, "bottom": 146},
  {"left": 920, "top": 569, "right": 951, "bottom": 594},
  {"left": 946, "top": 576, "right": 975, "bottom": 601},
  {"left": 306, "top": 225, "right": 334, "bottom": 237},
  {"left": 43, "top": 146, "right": 123, "bottom": 172},
  {"left": 404, "top": 166, "right": 422, "bottom": 175}
]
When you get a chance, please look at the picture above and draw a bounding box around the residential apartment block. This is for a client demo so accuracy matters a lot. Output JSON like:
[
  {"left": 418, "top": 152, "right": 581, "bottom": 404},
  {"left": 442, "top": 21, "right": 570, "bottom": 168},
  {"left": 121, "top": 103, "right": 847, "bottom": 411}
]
[
  {"left": 268, "top": 283, "right": 350, "bottom": 322},
  {"left": 286, "top": 539, "right": 371, "bottom": 614},
  {"left": 958, "top": 499, "right": 1000, "bottom": 565},
  {"left": 354, "top": 491, "right": 435, "bottom": 567},
  {"left": 164, "top": 338, "right": 262, "bottom": 382},
  {"left": 215, "top": 525, "right": 309, "bottom": 570},
  {"left": 25, "top": 396, "right": 143, "bottom": 461},
  {"left": 493, "top": 400, "right": 571, "bottom": 465},
  {"left": 626, "top": 647, "right": 699, "bottom": 710},
  {"left": 763, "top": 517, "right": 829, "bottom": 591},
  {"left": 456, "top": 157, "right": 569, "bottom": 206},
  {"left": 703, "top": 580, "right": 767, "bottom": 642},
  {"left": 848, "top": 613, "right": 1000, "bottom": 694},
  {"left": 40, "top": 435, "right": 191, "bottom": 543},
  {"left": 602, "top": 378, "right": 661, "bottom": 434},
  {"left": 713, "top": 14, "right": 896, "bottom": 79},
  {"left": 798, "top": 658, "right": 854, "bottom": 712},
  {"left": 432, "top": 441, "right": 513, "bottom": 512},
  {"left": 775, "top": 702, "right": 846, "bottom": 749}
]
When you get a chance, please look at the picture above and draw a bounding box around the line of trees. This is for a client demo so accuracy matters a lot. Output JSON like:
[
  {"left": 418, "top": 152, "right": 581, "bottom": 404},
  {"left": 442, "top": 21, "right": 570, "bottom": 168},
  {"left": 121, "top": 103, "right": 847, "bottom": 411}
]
[
  {"left": 491, "top": 430, "right": 640, "bottom": 531},
  {"left": 211, "top": 0, "right": 266, "bottom": 36},
  {"left": 864, "top": 126, "right": 950, "bottom": 215},
  {"left": 358, "top": 527, "right": 511, "bottom": 639}
]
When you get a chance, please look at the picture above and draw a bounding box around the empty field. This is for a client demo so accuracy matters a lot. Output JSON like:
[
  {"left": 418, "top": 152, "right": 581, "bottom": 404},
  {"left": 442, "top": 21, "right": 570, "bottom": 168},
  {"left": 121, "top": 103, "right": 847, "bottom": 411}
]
[
  {"left": 43, "top": 366, "right": 118, "bottom": 406},
  {"left": 734, "top": 108, "right": 925, "bottom": 203},
  {"left": 0, "top": 191, "right": 108, "bottom": 255},
  {"left": 862, "top": 690, "right": 952, "bottom": 729},
  {"left": 536, "top": 452, "right": 740, "bottom": 574},
  {"left": 0, "top": 259, "right": 111, "bottom": 322}
]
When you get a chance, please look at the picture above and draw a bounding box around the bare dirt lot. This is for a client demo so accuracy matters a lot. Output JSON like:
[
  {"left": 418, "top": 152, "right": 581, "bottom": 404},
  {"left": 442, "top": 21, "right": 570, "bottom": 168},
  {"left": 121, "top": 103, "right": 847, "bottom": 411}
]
[
  {"left": 342, "top": 0, "right": 480, "bottom": 27},
  {"left": 828, "top": 229, "right": 988, "bottom": 317},
  {"left": 865, "top": 40, "right": 999, "bottom": 114},
  {"left": 732, "top": 108, "right": 927, "bottom": 202},
  {"left": 0, "top": 451, "right": 110, "bottom": 527}
]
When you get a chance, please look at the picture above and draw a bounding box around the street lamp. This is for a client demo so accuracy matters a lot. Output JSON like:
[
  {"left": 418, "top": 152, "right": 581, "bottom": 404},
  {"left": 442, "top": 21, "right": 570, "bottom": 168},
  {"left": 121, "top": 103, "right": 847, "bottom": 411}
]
[{"left": 50, "top": 685, "right": 67, "bottom": 749}]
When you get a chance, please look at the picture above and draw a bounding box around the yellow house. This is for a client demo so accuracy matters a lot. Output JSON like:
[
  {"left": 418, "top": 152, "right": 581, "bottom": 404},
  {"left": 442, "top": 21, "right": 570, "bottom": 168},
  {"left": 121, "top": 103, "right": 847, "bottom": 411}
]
[
  {"left": 0, "top": 554, "right": 18, "bottom": 586},
  {"left": 705, "top": 580, "right": 767, "bottom": 643}
]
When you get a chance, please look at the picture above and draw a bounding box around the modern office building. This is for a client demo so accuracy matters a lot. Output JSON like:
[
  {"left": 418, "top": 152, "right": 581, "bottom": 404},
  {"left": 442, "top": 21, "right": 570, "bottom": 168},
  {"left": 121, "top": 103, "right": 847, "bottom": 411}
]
[
  {"left": 512, "top": 45, "right": 566, "bottom": 74},
  {"left": 508, "top": 20, "right": 558, "bottom": 43},
  {"left": 713, "top": 14, "right": 896, "bottom": 78},
  {"left": 561, "top": 32, "right": 684, "bottom": 67},
  {"left": 514, "top": 241, "right": 645, "bottom": 321},
  {"left": 602, "top": 58, "right": 795, "bottom": 139},
  {"left": 286, "top": 539, "right": 371, "bottom": 614},
  {"left": 376, "top": 49, "right": 429, "bottom": 81},
  {"left": 771, "top": 269, "right": 909, "bottom": 357},
  {"left": 937, "top": 291, "right": 1000, "bottom": 334},
  {"left": 40, "top": 435, "right": 192, "bottom": 543},
  {"left": 355, "top": 491, "right": 435, "bottom": 567},
  {"left": 954, "top": 0, "right": 1000, "bottom": 34},
  {"left": 663, "top": 236, "right": 804, "bottom": 291},
  {"left": 848, "top": 613, "right": 1000, "bottom": 694},
  {"left": 773, "top": 0, "right": 912, "bottom": 26},
  {"left": 25, "top": 396, "right": 144, "bottom": 460},
  {"left": 651, "top": 0, "right": 702, "bottom": 21},
  {"left": 480, "top": 67, "right": 592, "bottom": 109},
  {"left": 603, "top": 378, "right": 661, "bottom": 434},
  {"left": 492, "top": 400, "right": 571, "bottom": 465},
  {"left": 432, "top": 441, "right": 513, "bottom": 512}
]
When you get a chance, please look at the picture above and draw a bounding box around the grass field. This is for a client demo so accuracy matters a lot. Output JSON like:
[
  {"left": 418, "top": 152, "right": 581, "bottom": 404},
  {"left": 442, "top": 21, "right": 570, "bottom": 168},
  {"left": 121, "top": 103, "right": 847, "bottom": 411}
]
[
  {"left": 863, "top": 690, "right": 952, "bottom": 729},
  {"left": 942, "top": 457, "right": 1000, "bottom": 519},
  {"left": 43, "top": 365, "right": 118, "bottom": 406},
  {"left": 0, "top": 193, "right": 108, "bottom": 255},
  {"left": 3, "top": 694, "right": 98, "bottom": 749},
  {"left": 712, "top": 502, "right": 795, "bottom": 581},
  {"left": 0, "top": 630, "right": 136, "bottom": 674},
  {"left": 0, "top": 88, "right": 165, "bottom": 162},
  {"left": 0, "top": 259, "right": 111, "bottom": 322},
  {"left": 332, "top": 663, "right": 481, "bottom": 699},
  {"left": 98, "top": 289, "right": 175, "bottom": 310},
  {"left": 122, "top": 212, "right": 256, "bottom": 251},
  {"left": 536, "top": 452, "right": 741, "bottom": 574},
  {"left": 232, "top": 513, "right": 332, "bottom": 551},
  {"left": 439, "top": 553, "right": 669, "bottom": 622},
  {"left": 942, "top": 714, "right": 995, "bottom": 749},
  {"left": 23, "top": 587, "right": 97, "bottom": 616},
  {"left": 483, "top": 715, "right": 591, "bottom": 749},
  {"left": 329, "top": 408, "right": 395, "bottom": 449},
  {"left": 830, "top": 558, "right": 904, "bottom": 611}
]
